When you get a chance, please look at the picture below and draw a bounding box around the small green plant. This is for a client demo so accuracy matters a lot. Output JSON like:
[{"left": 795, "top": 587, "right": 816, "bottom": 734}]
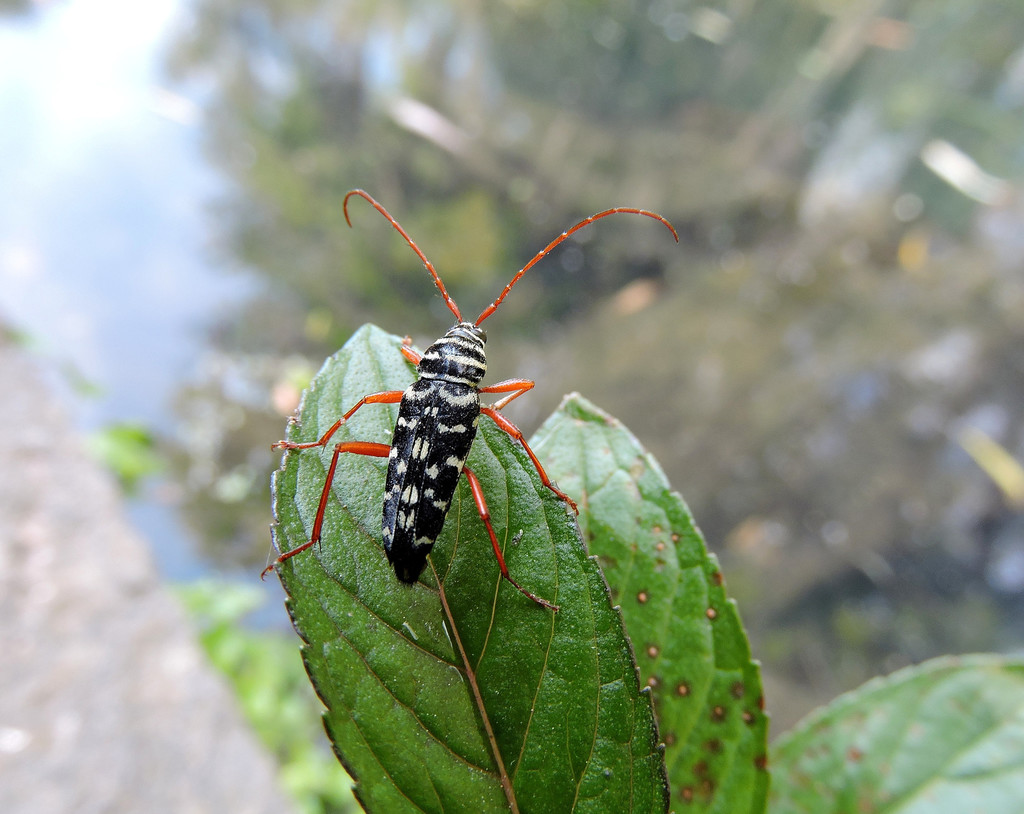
[
  {"left": 179, "top": 581, "right": 357, "bottom": 814},
  {"left": 269, "top": 326, "right": 1024, "bottom": 813},
  {"left": 86, "top": 422, "right": 163, "bottom": 494}
]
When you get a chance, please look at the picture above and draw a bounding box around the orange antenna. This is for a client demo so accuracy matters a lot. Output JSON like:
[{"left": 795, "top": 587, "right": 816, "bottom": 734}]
[
  {"left": 475, "top": 207, "right": 678, "bottom": 325},
  {"left": 343, "top": 189, "right": 463, "bottom": 322}
]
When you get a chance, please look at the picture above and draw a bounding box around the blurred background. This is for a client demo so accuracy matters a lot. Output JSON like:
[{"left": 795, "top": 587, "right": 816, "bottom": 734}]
[{"left": 3, "top": 0, "right": 1024, "bottom": 802}]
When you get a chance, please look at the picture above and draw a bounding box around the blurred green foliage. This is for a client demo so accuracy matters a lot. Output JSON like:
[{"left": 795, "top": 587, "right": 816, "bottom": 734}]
[
  {"left": 178, "top": 581, "right": 357, "bottom": 814},
  {"left": 86, "top": 423, "right": 164, "bottom": 495}
]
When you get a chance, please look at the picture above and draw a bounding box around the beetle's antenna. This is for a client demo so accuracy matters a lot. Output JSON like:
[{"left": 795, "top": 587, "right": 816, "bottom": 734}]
[
  {"left": 475, "top": 207, "right": 678, "bottom": 325},
  {"left": 344, "top": 189, "right": 463, "bottom": 322}
]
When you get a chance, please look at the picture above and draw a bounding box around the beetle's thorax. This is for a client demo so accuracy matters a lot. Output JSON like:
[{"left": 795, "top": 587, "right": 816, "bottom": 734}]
[{"left": 417, "top": 321, "right": 487, "bottom": 386}]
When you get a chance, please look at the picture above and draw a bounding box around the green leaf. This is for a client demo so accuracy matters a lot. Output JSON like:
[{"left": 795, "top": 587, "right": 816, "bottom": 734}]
[
  {"left": 769, "top": 654, "right": 1024, "bottom": 814},
  {"left": 532, "top": 394, "right": 769, "bottom": 813},
  {"left": 271, "top": 325, "right": 668, "bottom": 814}
]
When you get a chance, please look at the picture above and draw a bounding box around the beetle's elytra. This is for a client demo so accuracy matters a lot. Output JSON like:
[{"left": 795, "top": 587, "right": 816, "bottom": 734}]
[
  {"left": 265, "top": 190, "right": 678, "bottom": 610},
  {"left": 382, "top": 323, "right": 486, "bottom": 583}
]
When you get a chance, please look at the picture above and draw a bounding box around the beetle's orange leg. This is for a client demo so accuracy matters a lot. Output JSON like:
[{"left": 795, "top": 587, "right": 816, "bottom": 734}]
[
  {"left": 272, "top": 391, "right": 404, "bottom": 452},
  {"left": 401, "top": 336, "right": 421, "bottom": 366},
  {"left": 263, "top": 441, "right": 391, "bottom": 578},
  {"left": 462, "top": 466, "right": 557, "bottom": 611},
  {"left": 480, "top": 378, "right": 534, "bottom": 411},
  {"left": 481, "top": 406, "right": 578, "bottom": 515}
]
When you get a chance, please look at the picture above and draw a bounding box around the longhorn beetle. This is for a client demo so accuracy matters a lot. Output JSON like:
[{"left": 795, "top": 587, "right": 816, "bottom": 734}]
[{"left": 265, "top": 189, "right": 678, "bottom": 610}]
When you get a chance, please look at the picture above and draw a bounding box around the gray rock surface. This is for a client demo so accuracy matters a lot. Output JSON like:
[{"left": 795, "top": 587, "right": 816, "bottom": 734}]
[{"left": 0, "top": 339, "right": 295, "bottom": 814}]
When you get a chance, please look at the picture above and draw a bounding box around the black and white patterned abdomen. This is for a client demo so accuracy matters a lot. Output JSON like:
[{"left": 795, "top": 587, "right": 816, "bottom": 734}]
[{"left": 382, "top": 378, "right": 481, "bottom": 582}]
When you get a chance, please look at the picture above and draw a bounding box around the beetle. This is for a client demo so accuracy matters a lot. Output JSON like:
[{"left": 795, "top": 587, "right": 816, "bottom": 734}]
[{"left": 265, "top": 189, "right": 678, "bottom": 609}]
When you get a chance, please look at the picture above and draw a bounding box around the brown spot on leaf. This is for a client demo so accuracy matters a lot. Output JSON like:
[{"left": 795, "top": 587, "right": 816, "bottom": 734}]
[
  {"left": 731, "top": 681, "right": 745, "bottom": 699},
  {"left": 680, "top": 786, "right": 694, "bottom": 803},
  {"left": 706, "top": 607, "right": 718, "bottom": 620},
  {"left": 711, "top": 705, "right": 726, "bottom": 722},
  {"left": 704, "top": 738, "right": 722, "bottom": 754},
  {"left": 676, "top": 681, "right": 691, "bottom": 697},
  {"left": 754, "top": 754, "right": 768, "bottom": 771},
  {"left": 647, "top": 644, "right": 660, "bottom": 658},
  {"left": 637, "top": 590, "right": 649, "bottom": 604}
]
